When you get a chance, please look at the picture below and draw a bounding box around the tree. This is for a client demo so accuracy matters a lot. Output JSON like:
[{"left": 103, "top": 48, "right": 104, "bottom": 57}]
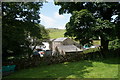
[
  {"left": 2, "top": 2, "right": 49, "bottom": 60},
  {"left": 30, "top": 24, "right": 50, "bottom": 52},
  {"left": 39, "top": 24, "right": 50, "bottom": 40},
  {"left": 55, "top": 2, "right": 120, "bottom": 52},
  {"left": 55, "top": 2, "right": 120, "bottom": 19},
  {"left": 93, "top": 18, "right": 115, "bottom": 53},
  {"left": 65, "top": 9, "right": 115, "bottom": 54},
  {"left": 65, "top": 9, "right": 96, "bottom": 45}
]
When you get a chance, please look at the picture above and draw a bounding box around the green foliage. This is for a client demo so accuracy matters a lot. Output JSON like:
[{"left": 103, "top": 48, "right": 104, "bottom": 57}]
[
  {"left": 4, "top": 58, "right": 119, "bottom": 78},
  {"left": 65, "top": 9, "right": 96, "bottom": 45},
  {"left": 55, "top": 2, "right": 120, "bottom": 51},
  {"left": 54, "top": 2, "right": 85, "bottom": 15},
  {"left": 38, "top": 24, "right": 50, "bottom": 40},
  {"left": 109, "top": 39, "right": 120, "bottom": 50},
  {"left": 2, "top": 2, "right": 49, "bottom": 59},
  {"left": 2, "top": 2, "right": 42, "bottom": 24},
  {"left": 115, "top": 22, "right": 120, "bottom": 39},
  {"left": 55, "top": 2, "right": 120, "bottom": 20},
  {"left": 93, "top": 18, "right": 115, "bottom": 40},
  {"left": 65, "top": 9, "right": 115, "bottom": 46}
]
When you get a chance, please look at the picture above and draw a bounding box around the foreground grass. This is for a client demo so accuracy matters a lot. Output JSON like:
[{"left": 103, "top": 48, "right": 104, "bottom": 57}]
[{"left": 4, "top": 58, "right": 119, "bottom": 78}]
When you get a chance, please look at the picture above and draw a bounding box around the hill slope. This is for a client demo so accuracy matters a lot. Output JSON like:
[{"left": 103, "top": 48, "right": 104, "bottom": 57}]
[
  {"left": 47, "top": 28, "right": 66, "bottom": 39},
  {"left": 47, "top": 28, "right": 100, "bottom": 45}
]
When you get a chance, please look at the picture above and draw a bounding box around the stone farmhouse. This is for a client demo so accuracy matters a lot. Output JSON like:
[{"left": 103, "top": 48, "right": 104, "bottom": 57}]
[{"left": 49, "top": 37, "right": 83, "bottom": 55}]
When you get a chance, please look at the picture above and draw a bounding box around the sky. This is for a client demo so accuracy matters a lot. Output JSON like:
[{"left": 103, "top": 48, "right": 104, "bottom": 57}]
[
  {"left": 39, "top": 2, "right": 118, "bottom": 29},
  {"left": 40, "top": 2, "right": 71, "bottom": 29}
]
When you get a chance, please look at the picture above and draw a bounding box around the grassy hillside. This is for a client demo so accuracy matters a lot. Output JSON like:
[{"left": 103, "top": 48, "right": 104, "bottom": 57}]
[
  {"left": 47, "top": 28, "right": 66, "bottom": 39},
  {"left": 47, "top": 28, "right": 100, "bottom": 45}
]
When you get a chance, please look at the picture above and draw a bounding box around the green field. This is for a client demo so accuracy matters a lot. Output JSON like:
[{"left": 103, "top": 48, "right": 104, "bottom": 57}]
[
  {"left": 93, "top": 40, "right": 101, "bottom": 45},
  {"left": 47, "top": 28, "right": 66, "bottom": 39},
  {"left": 4, "top": 58, "right": 119, "bottom": 78}
]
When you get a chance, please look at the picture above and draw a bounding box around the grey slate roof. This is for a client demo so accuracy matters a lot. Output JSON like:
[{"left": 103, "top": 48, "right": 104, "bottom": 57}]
[
  {"left": 57, "top": 45, "right": 83, "bottom": 52},
  {"left": 54, "top": 37, "right": 68, "bottom": 42},
  {"left": 49, "top": 39, "right": 55, "bottom": 41}
]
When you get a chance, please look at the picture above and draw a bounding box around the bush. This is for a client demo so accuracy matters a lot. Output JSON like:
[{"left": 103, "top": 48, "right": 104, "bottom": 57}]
[{"left": 109, "top": 39, "right": 120, "bottom": 50}]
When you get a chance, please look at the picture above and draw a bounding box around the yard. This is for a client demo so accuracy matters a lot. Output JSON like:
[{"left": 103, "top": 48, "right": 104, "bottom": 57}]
[{"left": 4, "top": 58, "right": 119, "bottom": 78}]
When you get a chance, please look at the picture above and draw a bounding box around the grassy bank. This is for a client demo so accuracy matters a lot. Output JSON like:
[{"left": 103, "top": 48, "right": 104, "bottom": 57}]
[
  {"left": 47, "top": 28, "right": 100, "bottom": 46},
  {"left": 4, "top": 58, "right": 119, "bottom": 78},
  {"left": 47, "top": 28, "right": 65, "bottom": 39}
]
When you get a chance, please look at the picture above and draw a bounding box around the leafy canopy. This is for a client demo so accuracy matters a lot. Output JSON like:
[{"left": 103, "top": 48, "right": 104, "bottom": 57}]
[
  {"left": 55, "top": 2, "right": 119, "bottom": 51},
  {"left": 2, "top": 2, "right": 49, "bottom": 59},
  {"left": 55, "top": 2, "right": 120, "bottom": 20},
  {"left": 93, "top": 18, "right": 115, "bottom": 40},
  {"left": 65, "top": 9, "right": 115, "bottom": 45},
  {"left": 65, "top": 9, "right": 95, "bottom": 44}
]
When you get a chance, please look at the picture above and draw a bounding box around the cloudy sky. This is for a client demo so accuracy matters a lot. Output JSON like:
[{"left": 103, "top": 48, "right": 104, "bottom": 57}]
[{"left": 40, "top": 2, "right": 71, "bottom": 29}]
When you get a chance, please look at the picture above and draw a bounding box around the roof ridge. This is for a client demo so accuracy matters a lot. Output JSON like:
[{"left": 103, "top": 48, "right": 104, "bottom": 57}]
[{"left": 54, "top": 37, "right": 68, "bottom": 42}]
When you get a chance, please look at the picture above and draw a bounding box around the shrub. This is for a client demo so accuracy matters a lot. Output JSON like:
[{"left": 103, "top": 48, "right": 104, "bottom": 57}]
[{"left": 109, "top": 39, "right": 120, "bottom": 50}]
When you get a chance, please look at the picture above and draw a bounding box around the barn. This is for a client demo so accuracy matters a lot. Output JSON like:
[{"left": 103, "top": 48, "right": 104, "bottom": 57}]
[
  {"left": 51, "top": 37, "right": 83, "bottom": 55},
  {"left": 56, "top": 45, "right": 83, "bottom": 55}
]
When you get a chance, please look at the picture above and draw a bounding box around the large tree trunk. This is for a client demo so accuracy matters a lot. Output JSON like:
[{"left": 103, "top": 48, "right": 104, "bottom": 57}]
[{"left": 100, "top": 37, "right": 109, "bottom": 58}]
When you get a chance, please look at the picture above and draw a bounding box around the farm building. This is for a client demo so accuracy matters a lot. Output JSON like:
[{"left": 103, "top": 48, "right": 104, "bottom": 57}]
[
  {"left": 50, "top": 37, "right": 83, "bottom": 55},
  {"left": 56, "top": 45, "right": 83, "bottom": 55},
  {"left": 52, "top": 38, "right": 74, "bottom": 53},
  {"left": 49, "top": 39, "right": 56, "bottom": 50}
]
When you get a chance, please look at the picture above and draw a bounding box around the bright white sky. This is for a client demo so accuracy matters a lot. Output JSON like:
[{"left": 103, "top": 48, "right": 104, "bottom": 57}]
[{"left": 40, "top": 2, "right": 71, "bottom": 29}]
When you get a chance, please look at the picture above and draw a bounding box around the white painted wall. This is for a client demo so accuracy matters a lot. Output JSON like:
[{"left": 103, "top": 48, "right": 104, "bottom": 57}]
[
  {"left": 30, "top": 42, "right": 50, "bottom": 51},
  {"left": 42, "top": 42, "right": 50, "bottom": 50}
]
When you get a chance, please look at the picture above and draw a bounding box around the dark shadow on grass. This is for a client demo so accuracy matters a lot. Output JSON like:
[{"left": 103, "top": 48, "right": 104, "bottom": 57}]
[
  {"left": 41, "top": 60, "right": 93, "bottom": 78},
  {"left": 91, "top": 57, "right": 120, "bottom": 64},
  {"left": 102, "top": 58, "right": 120, "bottom": 64},
  {"left": 64, "top": 61, "right": 93, "bottom": 78}
]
